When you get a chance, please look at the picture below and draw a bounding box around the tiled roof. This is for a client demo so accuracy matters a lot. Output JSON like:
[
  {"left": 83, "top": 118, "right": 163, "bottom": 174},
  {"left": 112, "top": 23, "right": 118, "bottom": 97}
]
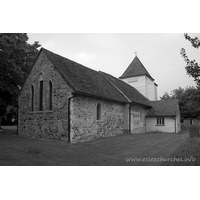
[
  {"left": 100, "top": 71, "right": 151, "bottom": 107},
  {"left": 42, "top": 48, "right": 151, "bottom": 107},
  {"left": 119, "top": 56, "right": 154, "bottom": 81},
  {"left": 146, "top": 99, "right": 179, "bottom": 117},
  {"left": 43, "top": 48, "right": 128, "bottom": 103}
]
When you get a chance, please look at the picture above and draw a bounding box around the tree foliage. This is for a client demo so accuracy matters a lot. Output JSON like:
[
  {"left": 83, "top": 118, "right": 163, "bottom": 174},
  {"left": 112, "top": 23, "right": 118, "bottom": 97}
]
[
  {"left": 180, "top": 33, "right": 200, "bottom": 86},
  {"left": 161, "top": 87, "right": 185, "bottom": 101},
  {"left": 160, "top": 86, "right": 200, "bottom": 119},
  {"left": 0, "top": 33, "right": 40, "bottom": 127}
]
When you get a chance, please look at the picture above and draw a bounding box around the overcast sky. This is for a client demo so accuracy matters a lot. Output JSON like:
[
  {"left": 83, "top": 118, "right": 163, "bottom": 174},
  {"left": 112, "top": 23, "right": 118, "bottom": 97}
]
[{"left": 28, "top": 33, "right": 200, "bottom": 98}]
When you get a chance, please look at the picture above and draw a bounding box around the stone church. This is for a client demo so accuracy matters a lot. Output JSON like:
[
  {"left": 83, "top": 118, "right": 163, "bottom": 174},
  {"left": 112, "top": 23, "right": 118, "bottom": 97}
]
[{"left": 18, "top": 48, "right": 180, "bottom": 143}]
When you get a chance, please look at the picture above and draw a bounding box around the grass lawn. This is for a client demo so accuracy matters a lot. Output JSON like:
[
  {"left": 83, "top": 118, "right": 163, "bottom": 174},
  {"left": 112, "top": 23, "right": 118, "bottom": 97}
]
[
  {"left": 162, "top": 137, "right": 200, "bottom": 166},
  {"left": 0, "top": 126, "right": 199, "bottom": 166}
]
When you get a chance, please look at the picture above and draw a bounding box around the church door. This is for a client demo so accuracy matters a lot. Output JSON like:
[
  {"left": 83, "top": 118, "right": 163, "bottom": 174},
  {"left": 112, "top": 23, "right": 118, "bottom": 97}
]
[{"left": 131, "top": 111, "right": 140, "bottom": 133}]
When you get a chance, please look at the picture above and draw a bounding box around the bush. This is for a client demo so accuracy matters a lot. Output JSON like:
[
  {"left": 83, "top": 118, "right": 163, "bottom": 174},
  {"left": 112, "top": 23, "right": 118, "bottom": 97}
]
[{"left": 189, "top": 125, "right": 200, "bottom": 138}]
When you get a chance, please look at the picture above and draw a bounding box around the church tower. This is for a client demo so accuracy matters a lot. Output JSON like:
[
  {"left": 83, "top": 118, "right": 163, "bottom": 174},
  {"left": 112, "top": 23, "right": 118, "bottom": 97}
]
[{"left": 119, "top": 55, "right": 158, "bottom": 101}]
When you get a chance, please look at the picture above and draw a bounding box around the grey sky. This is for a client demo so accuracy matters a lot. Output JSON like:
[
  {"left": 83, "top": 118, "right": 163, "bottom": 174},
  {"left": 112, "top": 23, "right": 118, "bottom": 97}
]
[{"left": 28, "top": 33, "right": 199, "bottom": 98}]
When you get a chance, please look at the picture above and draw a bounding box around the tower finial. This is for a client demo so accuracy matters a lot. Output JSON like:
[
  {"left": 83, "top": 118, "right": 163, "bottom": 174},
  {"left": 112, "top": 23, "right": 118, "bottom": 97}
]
[{"left": 134, "top": 51, "right": 138, "bottom": 57}]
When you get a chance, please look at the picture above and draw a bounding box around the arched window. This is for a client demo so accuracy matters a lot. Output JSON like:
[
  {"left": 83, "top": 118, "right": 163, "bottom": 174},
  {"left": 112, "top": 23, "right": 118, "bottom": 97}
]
[
  {"left": 30, "top": 85, "right": 34, "bottom": 111},
  {"left": 96, "top": 103, "right": 102, "bottom": 120},
  {"left": 39, "top": 74, "right": 43, "bottom": 111},
  {"left": 49, "top": 80, "right": 53, "bottom": 110}
]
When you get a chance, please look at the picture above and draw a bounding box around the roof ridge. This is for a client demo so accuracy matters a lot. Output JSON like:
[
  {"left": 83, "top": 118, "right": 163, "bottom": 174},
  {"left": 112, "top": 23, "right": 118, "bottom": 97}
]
[
  {"left": 155, "top": 99, "right": 178, "bottom": 102},
  {"left": 100, "top": 71, "right": 151, "bottom": 107},
  {"left": 99, "top": 71, "right": 132, "bottom": 103},
  {"left": 119, "top": 56, "right": 154, "bottom": 81},
  {"left": 42, "top": 48, "right": 77, "bottom": 92},
  {"left": 133, "top": 56, "right": 151, "bottom": 75},
  {"left": 42, "top": 48, "right": 129, "bottom": 103},
  {"left": 42, "top": 48, "right": 100, "bottom": 74},
  {"left": 147, "top": 99, "right": 179, "bottom": 117}
]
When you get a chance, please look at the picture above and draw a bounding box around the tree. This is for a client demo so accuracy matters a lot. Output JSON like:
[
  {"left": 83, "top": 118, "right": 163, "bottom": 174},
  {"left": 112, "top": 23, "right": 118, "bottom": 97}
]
[
  {"left": 160, "top": 86, "right": 200, "bottom": 119},
  {"left": 181, "top": 87, "right": 200, "bottom": 118},
  {"left": 160, "top": 87, "right": 185, "bottom": 101},
  {"left": 0, "top": 33, "right": 40, "bottom": 130},
  {"left": 160, "top": 92, "right": 171, "bottom": 100},
  {"left": 180, "top": 33, "right": 200, "bottom": 86}
]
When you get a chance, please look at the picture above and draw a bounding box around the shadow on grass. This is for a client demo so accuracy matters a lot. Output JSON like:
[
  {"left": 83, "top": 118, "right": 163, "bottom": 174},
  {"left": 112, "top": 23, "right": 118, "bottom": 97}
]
[{"left": 0, "top": 126, "right": 17, "bottom": 135}]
